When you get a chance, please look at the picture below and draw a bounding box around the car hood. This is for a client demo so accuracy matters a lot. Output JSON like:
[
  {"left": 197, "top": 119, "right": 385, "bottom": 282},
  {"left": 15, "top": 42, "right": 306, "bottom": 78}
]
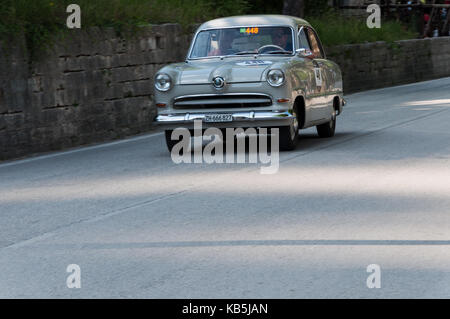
[{"left": 164, "top": 58, "right": 286, "bottom": 85}]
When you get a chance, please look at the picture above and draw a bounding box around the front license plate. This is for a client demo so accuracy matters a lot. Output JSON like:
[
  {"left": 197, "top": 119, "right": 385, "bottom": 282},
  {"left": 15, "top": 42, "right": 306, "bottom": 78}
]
[{"left": 204, "top": 114, "right": 233, "bottom": 123}]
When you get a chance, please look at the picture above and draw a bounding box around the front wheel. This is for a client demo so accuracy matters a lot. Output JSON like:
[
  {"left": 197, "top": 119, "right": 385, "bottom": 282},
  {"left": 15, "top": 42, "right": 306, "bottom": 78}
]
[
  {"left": 276, "top": 107, "right": 300, "bottom": 151},
  {"left": 316, "top": 109, "right": 336, "bottom": 138}
]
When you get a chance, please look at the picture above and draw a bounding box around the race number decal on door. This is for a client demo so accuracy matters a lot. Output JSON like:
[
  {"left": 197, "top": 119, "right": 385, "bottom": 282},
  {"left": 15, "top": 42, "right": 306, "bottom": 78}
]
[{"left": 314, "top": 68, "right": 322, "bottom": 87}]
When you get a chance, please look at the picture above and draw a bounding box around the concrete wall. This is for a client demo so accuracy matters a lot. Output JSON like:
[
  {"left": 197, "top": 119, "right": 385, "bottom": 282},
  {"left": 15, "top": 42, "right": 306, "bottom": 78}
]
[{"left": 1, "top": 24, "right": 450, "bottom": 161}]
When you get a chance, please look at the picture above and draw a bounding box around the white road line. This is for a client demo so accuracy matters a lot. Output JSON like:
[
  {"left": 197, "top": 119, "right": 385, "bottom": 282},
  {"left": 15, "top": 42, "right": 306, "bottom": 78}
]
[
  {"left": 345, "top": 77, "right": 450, "bottom": 97},
  {"left": 2, "top": 77, "right": 449, "bottom": 169},
  {"left": 0, "top": 131, "right": 163, "bottom": 168}
]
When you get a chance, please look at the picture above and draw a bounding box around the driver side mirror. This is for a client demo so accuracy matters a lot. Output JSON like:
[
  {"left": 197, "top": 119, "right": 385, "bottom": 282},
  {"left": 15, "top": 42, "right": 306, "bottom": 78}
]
[{"left": 296, "top": 48, "right": 314, "bottom": 59}]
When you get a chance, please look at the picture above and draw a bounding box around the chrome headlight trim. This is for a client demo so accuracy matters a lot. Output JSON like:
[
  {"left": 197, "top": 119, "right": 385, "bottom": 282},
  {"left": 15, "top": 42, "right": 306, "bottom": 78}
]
[
  {"left": 155, "top": 73, "right": 172, "bottom": 92},
  {"left": 267, "top": 69, "right": 285, "bottom": 87}
]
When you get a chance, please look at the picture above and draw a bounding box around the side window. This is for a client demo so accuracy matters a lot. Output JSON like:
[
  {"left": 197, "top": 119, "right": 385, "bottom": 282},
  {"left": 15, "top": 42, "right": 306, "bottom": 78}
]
[
  {"left": 191, "top": 31, "right": 211, "bottom": 58},
  {"left": 298, "top": 27, "right": 311, "bottom": 50},
  {"left": 306, "top": 28, "right": 324, "bottom": 59}
]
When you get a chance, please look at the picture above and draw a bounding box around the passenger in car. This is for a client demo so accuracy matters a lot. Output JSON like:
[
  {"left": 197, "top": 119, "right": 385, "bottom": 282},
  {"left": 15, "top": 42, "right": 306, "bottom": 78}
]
[{"left": 208, "top": 31, "right": 237, "bottom": 56}]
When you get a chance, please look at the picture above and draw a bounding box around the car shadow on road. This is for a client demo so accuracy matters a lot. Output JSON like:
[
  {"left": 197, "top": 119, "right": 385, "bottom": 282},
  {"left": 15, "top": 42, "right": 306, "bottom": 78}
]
[
  {"left": 155, "top": 131, "right": 360, "bottom": 158},
  {"left": 295, "top": 131, "right": 358, "bottom": 150}
]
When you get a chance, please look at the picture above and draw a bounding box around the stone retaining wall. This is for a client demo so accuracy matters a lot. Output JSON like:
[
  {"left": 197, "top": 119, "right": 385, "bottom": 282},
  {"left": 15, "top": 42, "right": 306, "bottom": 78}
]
[
  {"left": 326, "top": 37, "right": 450, "bottom": 92},
  {"left": 0, "top": 24, "right": 192, "bottom": 160},
  {"left": 1, "top": 24, "right": 449, "bottom": 161}
]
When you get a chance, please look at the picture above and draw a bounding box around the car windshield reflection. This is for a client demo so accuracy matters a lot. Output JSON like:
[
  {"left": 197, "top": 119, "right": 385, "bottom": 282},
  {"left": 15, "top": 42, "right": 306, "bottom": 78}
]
[{"left": 189, "top": 26, "right": 294, "bottom": 59}]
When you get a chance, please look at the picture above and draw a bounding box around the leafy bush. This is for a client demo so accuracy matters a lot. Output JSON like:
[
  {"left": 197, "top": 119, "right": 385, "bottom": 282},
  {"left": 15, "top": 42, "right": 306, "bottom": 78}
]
[
  {"left": 0, "top": 0, "right": 248, "bottom": 58},
  {"left": 0, "top": 0, "right": 418, "bottom": 54},
  {"left": 0, "top": 0, "right": 248, "bottom": 40}
]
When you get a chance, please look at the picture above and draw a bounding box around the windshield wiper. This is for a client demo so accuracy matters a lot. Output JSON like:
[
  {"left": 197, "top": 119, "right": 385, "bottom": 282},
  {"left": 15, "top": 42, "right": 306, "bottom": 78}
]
[
  {"left": 234, "top": 51, "right": 258, "bottom": 55},
  {"left": 265, "top": 50, "right": 293, "bottom": 55}
]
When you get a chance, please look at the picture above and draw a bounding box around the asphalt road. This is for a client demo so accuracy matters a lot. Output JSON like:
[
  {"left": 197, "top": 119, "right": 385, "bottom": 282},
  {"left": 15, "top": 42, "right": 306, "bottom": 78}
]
[{"left": 1, "top": 78, "right": 450, "bottom": 298}]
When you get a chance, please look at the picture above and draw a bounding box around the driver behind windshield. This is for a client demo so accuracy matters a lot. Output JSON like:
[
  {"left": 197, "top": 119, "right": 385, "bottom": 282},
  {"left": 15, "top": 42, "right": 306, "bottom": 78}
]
[{"left": 271, "top": 28, "right": 292, "bottom": 52}]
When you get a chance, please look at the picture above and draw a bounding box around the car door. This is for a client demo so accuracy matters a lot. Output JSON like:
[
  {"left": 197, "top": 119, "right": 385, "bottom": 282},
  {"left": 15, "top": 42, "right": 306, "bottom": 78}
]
[
  {"left": 296, "top": 26, "right": 323, "bottom": 124},
  {"left": 305, "top": 27, "right": 334, "bottom": 121}
]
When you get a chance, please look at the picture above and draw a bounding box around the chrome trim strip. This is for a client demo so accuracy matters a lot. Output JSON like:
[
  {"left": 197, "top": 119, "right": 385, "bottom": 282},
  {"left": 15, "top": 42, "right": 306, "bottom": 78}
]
[
  {"left": 173, "top": 93, "right": 272, "bottom": 102},
  {"left": 179, "top": 81, "right": 262, "bottom": 86},
  {"left": 155, "top": 110, "right": 294, "bottom": 125},
  {"left": 175, "top": 98, "right": 271, "bottom": 106}
]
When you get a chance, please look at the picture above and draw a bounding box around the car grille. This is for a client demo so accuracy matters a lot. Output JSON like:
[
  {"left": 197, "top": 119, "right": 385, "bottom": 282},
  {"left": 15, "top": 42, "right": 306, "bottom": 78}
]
[{"left": 173, "top": 94, "right": 272, "bottom": 109}]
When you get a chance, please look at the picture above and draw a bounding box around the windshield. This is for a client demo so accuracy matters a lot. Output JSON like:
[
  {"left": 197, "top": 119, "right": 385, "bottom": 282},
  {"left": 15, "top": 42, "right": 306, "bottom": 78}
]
[{"left": 189, "top": 26, "right": 294, "bottom": 59}]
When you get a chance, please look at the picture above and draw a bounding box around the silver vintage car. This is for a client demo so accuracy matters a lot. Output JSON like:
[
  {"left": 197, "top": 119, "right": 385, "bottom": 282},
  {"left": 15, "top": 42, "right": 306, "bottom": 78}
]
[{"left": 154, "top": 15, "right": 345, "bottom": 151}]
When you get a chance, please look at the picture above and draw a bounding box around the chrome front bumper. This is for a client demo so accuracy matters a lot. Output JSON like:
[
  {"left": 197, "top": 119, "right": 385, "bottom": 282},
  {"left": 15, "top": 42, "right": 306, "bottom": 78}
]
[{"left": 154, "top": 110, "right": 295, "bottom": 129}]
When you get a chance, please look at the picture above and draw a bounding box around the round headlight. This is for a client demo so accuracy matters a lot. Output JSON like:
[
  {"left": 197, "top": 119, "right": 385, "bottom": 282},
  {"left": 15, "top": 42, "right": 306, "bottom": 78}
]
[
  {"left": 155, "top": 73, "right": 172, "bottom": 91},
  {"left": 267, "top": 69, "right": 285, "bottom": 87}
]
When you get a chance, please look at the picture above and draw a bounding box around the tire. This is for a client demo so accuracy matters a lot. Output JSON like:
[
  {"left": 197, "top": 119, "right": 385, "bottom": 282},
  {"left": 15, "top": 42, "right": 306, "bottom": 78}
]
[
  {"left": 275, "top": 107, "right": 299, "bottom": 151},
  {"left": 277, "top": 126, "right": 298, "bottom": 151},
  {"left": 316, "top": 108, "right": 336, "bottom": 138},
  {"left": 164, "top": 130, "right": 178, "bottom": 152}
]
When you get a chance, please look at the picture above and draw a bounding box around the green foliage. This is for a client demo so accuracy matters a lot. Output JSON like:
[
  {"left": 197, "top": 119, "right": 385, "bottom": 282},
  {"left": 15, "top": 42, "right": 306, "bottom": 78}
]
[
  {"left": 0, "top": 0, "right": 249, "bottom": 55},
  {"left": 246, "top": 0, "right": 282, "bottom": 15},
  {"left": 0, "top": 0, "right": 64, "bottom": 59},
  {"left": 0, "top": 0, "right": 249, "bottom": 32},
  {"left": 305, "top": 0, "right": 331, "bottom": 17},
  {"left": 0, "top": 0, "right": 418, "bottom": 57},
  {"left": 309, "top": 12, "right": 418, "bottom": 47}
]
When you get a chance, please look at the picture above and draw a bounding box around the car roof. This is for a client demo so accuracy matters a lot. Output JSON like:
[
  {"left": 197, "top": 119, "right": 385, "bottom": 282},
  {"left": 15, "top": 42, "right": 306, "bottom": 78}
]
[{"left": 198, "top": 14, "right": 311, "bottom": 30}]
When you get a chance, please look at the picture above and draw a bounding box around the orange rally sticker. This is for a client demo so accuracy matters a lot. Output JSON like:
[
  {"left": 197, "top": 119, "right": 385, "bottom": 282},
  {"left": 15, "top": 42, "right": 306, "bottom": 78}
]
[{"left": 240, "top": 27, "right": 259, "bottom": 34}]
